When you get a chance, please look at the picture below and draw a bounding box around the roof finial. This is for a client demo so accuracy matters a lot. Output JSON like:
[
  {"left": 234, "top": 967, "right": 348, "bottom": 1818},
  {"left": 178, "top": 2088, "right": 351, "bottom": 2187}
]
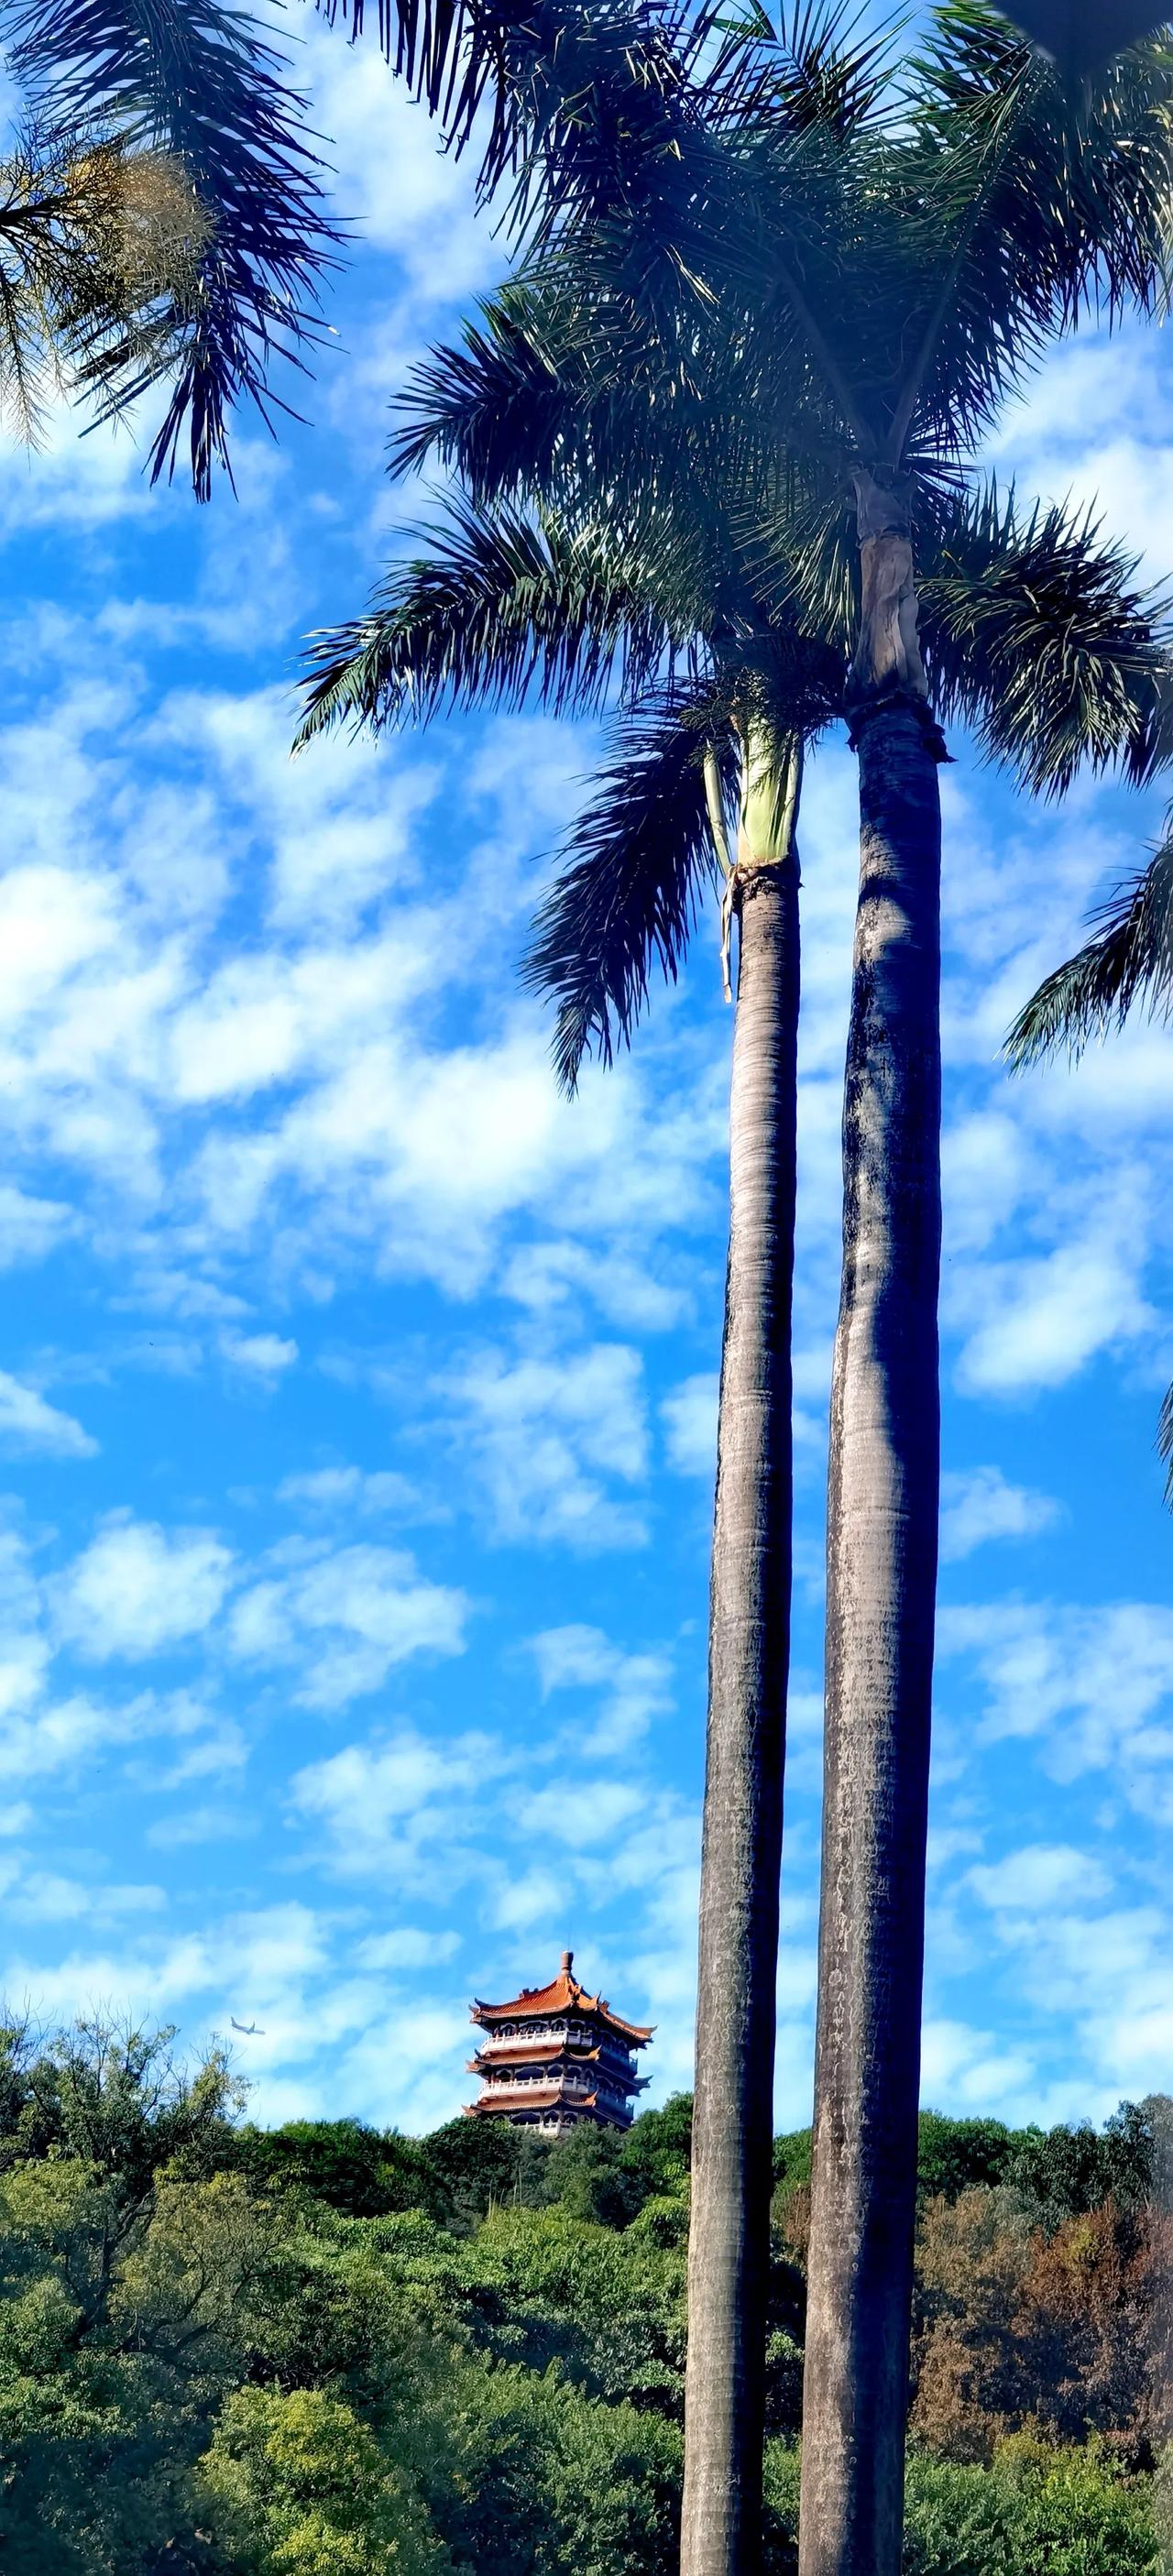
[{"left": 561, "top": 1948, "right": 574, "bottom": 1972}]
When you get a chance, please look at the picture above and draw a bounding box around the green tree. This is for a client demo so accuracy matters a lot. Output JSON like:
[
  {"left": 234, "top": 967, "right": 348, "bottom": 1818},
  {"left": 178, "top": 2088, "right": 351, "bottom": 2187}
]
[
  {"left": 916, "top": 2116, "right": 1018, "bottom": 2206},
  {"left": 0, "top": 2155, "right": 266, "bottom": 2568},
  {"left": 201, "top": 2383, "right": 446, "bottom": 2576},
  {"left": 1006, "top": 2102, "right": 1162, "bottom": 2229},
  {"left": 226, "top": 2119, "right": 435, "bottom": 2221},
  {"left": 0, "top": 2011, "right": 244, "bottom": 2187},
  {"left": 993, "top": 2437, "right": 1161, "bottom": 2576},
  {"left": 0, "top": 0, "right": 657, "bottom": 501},
  {"left": 0, "top": 2018, "right": 258, "bottom": 2568}
]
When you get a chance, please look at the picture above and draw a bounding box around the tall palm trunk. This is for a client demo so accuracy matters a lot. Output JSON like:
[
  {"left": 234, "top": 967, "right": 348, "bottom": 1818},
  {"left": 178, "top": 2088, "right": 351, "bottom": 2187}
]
[
  {"left": 797, "top": 476, "right": 945, "bottom": 2576},
  {"left": 682, "top": 722, "right": 801, "bottom": 2576}
]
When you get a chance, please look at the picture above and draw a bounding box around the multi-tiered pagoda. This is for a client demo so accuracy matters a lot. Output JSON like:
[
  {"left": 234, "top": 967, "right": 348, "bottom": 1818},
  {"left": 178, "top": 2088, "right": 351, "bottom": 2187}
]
[{"left": 465, "top": 1950, "right": 653, "bottom": 2138}]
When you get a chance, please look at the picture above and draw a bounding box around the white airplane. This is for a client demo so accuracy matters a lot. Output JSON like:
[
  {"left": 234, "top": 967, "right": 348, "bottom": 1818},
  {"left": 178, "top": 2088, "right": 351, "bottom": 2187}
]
[{"left": 231, "top": 2017, "right": 265, "bottom": 2035}]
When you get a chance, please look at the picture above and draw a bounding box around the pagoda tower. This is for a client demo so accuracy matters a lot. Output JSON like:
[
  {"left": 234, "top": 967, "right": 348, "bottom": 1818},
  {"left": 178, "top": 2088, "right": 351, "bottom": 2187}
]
[{"left": 465, "top": 1950, "right": 653, "bottom": 2138}]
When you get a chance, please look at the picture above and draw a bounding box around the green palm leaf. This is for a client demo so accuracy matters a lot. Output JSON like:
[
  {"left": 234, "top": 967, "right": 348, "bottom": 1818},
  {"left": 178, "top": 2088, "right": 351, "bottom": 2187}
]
[
  {"left": 919, "top": 482, "right": 1170, "bottom": 795},
  {"left": 904, "top": 5, "right": 1173, "bottom": 460},
  {"left": 294, "top": 497, "right": 691, "bottom": 741},
  {"left": 318, "top": 0, "right": 740, "bottom": 219},
  {"left": 1004, "top": 830, "right": 1173, "bottom": 1060},
  {"left": 1005, "top": 823, "right": 1173, "bottom": 1513},
  {"left": 521, "top": 693, "right": 732, "bottom": 1091}
]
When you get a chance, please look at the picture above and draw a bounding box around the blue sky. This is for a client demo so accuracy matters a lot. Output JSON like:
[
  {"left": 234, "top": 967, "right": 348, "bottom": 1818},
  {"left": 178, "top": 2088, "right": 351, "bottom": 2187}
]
[{"left": 0, "top": 20, "right": 1169, "bottom": 2138}]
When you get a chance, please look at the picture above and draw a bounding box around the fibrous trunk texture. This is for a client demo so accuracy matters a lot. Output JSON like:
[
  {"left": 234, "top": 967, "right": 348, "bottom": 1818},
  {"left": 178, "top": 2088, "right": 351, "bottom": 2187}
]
[
  {"left": 796, "top": 698, "right": 943, "bottom": 2576},
  {"left": 680, "top": 764, "right": 800, "bottom": 2576},
  {"left": 849, "top": 468, "right": 927, "bottom": 705}
]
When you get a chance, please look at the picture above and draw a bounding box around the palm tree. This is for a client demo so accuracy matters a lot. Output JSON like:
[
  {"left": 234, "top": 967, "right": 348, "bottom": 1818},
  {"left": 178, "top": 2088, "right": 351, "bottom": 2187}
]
[
  {"left": 295, "top": 56, "right": 1172, "bottom": 2548},
  {"left": 702, "top": 21, "right": 1173, "bottom": 2571},
  {"left": 1005, "top": 819, "right": 1173, "bottom": 1496},
  {"left": 299, "top": 389, "right": 840, "bottom": 2568},
  {"left": 340, "top": 16, "right": 1173, "bottom": 2564}
]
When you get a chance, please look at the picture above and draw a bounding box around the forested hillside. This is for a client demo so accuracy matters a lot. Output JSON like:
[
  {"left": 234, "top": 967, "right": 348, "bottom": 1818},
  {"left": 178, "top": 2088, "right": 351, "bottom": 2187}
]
[{"left": 0, "top": 2020, "right": 1168, "bottom": 2573}]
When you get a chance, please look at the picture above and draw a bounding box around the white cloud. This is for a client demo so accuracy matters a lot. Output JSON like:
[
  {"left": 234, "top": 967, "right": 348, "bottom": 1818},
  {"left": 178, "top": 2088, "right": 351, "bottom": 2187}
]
[
  {"left": 0, "top": 1371, "right": 96, "bottom": 1458},
  {"left": 968, "top": 1843, "right": 1113, "bottom": 1914},
  {"left": 444, "top": 1342, "right": 650, "bottom": 1549},
  {"left": 227, "top": 1541, "right": 469, "bottom": 1708},
  {"left": 661, "top": 1372, "right": 718, "bottom": 1478},
  {"left": 50, "top": 1515, "right": 233, "bottom": 1660},
  {"left": 920, "top": 2016, "right": 1037, "bottom": 2113},
  {"left": 939, "top": 1466, "right": 1061, "bottom": 1562},
  {"left": 356, "top": 1926, "right": 461, "bottom": 1970},
  {"left": 957, "top": 1236, "right": 1157, "bottom": 1394},
  {"left": 147, "top": 1803, "right": 256, "bottom": 1850},
  {"left": 491, "top": 1868, "right": 570, "bottom": 1934},
  {"left": 221, "top": 1332, "right": 298, "bottom": 1375},
  {"left": 0, "top": 1677, "right": 226, "bottom": 1790},
  {"left": 520, "top": 1777, "right": 648, "bottom": 1849},
  {"left": 276, "top": 1465, "right": 422, "bottom": 1518},
  {"left": 530, "top": 1623, "right": 674, "bottom": 1755},
  {"left": 502, "top": 1236, "right": 690, "bottom": 1331},
  {"left": 301, "top": 17, "right": 498, "bottom": 301},
  {"left": 5, "top": 1869, "right": 165, "bottom": 1924},
  {"left": 938, "top": 1598, "right": 1173, "bottom": 1805},
  {"left": 0, "top": 404, "right": 154, "bottom": 535},
  {"left": 0, "top": 1183, "right": 75, "bottom": 1266},
  {"left": 292, "top": 1726, "right": 499, "bottom": 1874}
]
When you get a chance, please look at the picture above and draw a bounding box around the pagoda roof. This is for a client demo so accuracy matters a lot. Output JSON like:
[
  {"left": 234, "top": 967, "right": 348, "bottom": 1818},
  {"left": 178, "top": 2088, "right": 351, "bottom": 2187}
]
[
  {"left": 470, "top": 2040, "right": 604, "bottom": 2066},
  {"left": 471, "top": 1951, "right": 653, "bottom": 2044},
  {"left": 466, "top": 2082, "right": 600, "bottom": 2116}
]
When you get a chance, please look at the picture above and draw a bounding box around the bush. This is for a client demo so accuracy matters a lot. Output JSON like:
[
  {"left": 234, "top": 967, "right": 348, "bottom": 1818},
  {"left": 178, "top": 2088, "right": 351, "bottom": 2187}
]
[
  {"left": 762, "top": 2442, "right": 1161, "bottom": 2576},
  {"left": 992, "top": 2438, "right": 1160, "bottom": 2576},
  {"left": 903, "top": 2455, "right": 1014, "bottom": 2573}
]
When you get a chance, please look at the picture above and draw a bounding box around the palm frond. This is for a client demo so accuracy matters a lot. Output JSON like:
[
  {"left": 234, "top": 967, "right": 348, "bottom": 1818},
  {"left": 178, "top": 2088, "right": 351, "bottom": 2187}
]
[
  {"left": 316, "top": 0, "right": 733, "bottom": 222},
  {"left": 1004, "top": 830, "right": 1173, "bottom": 1063},
  {"left": 1, "top": 0, "right": 338, "bottom": 497},
  {"left": 521, "top": 692, "right": 732, "bottom": 1091},
  {"left": 389, "top": 289, "right": 584, "bottom": 496},
  {"left": 919, "top": 481, "right": 1170, "bottom": 796},
  {"left": 295, "top": 497, "right": 686, "bottom": 741},
  {"left": 904, "top": 4, "right": 1173, "bottom": 459}
]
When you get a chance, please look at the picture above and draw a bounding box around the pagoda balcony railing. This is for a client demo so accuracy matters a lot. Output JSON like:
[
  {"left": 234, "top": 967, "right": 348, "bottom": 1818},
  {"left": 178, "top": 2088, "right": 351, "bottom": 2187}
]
[
  {"left": 475, "top": 2064, "right": 641, "bottom": 2098},
  {"left": 477, "top": 2022, "right": 636, "bottom": 2069},
  {"left": 481, "top": 2074, "right": 600, "bottom": 2099}
]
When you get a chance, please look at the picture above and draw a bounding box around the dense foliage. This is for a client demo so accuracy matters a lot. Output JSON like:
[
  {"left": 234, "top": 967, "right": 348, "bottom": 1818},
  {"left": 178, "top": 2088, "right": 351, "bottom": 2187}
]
[{"left": 0, "top": 2019, "right": 1167, "bottom": 2573}]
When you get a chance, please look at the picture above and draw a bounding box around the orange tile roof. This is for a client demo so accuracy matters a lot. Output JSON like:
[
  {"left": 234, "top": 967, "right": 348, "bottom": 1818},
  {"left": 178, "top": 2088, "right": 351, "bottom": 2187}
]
[
  {"left": 469, "top": 2041, "right": 604, "bottom": 2068},
  {"left": 471, "top": 1950, "right": 653, "bottom": 2044},
  {"left": 466, "top": 2082, "right": 600, "bottom": 2115}
]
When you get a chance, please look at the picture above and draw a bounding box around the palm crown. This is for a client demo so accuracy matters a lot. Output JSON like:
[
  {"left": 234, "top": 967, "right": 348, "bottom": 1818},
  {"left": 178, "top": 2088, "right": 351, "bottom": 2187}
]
[{"left": 296, "top": 4, "right": 1173, "bottom": 1083}]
